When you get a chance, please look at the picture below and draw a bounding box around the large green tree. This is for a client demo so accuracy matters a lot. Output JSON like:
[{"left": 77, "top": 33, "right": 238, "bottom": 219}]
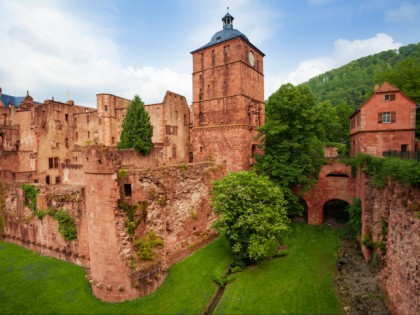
[
  {"left": 211, "top": 171, "right": 290, "bottom": 266},
  {"left": 255, "top": 83, "right": 325, "bottom": 215},
  {"left": 117, "top": 95, "right": 153, "bottom": 155}
]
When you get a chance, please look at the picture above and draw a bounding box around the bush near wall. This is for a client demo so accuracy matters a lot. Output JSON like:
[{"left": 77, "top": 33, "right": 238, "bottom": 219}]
[{"left": 343, "top": 154, "right": 420, "bottom": 188}]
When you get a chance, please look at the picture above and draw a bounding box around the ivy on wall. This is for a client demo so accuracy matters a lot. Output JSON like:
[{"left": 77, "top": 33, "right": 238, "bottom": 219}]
[{"left": 22, "top": 184, "right": 39, "bottom": 213}]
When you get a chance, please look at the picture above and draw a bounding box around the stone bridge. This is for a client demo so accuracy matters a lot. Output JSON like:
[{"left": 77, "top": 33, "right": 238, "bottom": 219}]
[{"left": 297, "top": 160, "right": 356, "bottom": 224}]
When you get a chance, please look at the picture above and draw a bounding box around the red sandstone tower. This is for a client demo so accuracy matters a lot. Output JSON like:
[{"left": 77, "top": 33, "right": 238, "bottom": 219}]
[{"left": 191, "top": 11, "right": 265, "bottom": 171}]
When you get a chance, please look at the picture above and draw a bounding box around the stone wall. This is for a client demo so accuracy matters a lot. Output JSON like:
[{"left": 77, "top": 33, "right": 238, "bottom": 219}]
[
  {"left": 1, "top": 182, "right": 90, "bottom": 267},
  {"left": 360, "top": 173, "right": 419, "bottom": 315}
]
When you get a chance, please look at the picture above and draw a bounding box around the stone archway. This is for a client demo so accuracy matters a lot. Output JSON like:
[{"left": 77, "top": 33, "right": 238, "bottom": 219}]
[
  {"left": 323, "top": 199, "right": 350, "bottom": 226},
  {"left": 296, "top": 160, "right": 356, "bottom": 225}
]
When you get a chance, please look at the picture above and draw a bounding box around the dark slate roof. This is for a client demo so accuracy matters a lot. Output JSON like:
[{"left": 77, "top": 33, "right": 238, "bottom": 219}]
[
  {"left": 0, "top": 94, "right": 25, "bottom": 107},
  {"left": 191, "top": 12, "right": 265, "bottom": 56}
]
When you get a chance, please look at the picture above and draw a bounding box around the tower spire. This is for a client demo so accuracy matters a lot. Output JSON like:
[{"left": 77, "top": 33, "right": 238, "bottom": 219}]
[{"left": 222, "top": 9, "right": 234, "bottom": 29}]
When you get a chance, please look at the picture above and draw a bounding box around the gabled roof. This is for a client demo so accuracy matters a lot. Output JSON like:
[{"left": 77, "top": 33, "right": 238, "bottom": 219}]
[{"left": 375, "top": 82, "right": 400, "bottom": 93}]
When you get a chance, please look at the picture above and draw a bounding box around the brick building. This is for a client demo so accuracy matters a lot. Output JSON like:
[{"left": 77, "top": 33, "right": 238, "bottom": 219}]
[
  {"left": 350, "top": 82, "right": 417, "bottom": 157},
  {"left": 191, "top": 12, "right": 265, "bottom": 171}
]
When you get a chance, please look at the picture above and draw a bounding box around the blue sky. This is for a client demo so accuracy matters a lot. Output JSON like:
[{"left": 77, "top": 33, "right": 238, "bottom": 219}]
[{"left": 0, "top": 0, "right": 419, "bottom": 107}]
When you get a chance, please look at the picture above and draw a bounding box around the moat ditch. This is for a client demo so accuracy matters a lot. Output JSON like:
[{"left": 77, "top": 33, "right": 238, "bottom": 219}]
[
  {"left": 203, "top": 220, "right": 389, "bottom": 315},
  {"left": 334, "top": 237, "right": 389, "bottom": 315}
]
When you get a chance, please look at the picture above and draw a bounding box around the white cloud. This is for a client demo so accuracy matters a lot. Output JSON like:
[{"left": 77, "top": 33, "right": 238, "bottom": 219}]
[
  {"left": 385, "top": 1, "right": 420, "bottom": 22},
  {"left": 265, "top": 33, "right": 402, "bottom": 98},
  {"left": 0, "top": 1, "right": 191, "bottom": 107}
]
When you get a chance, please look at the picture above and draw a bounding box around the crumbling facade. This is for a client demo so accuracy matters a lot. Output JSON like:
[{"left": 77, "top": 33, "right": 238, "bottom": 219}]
[{"left": 0, "top": 12, "right": 263, "bottom": 302}]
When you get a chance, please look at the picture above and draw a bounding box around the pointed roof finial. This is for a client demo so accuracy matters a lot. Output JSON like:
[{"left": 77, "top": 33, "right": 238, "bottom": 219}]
[{"left": 227, "top": 6, "right": 229, "bottom": 12}]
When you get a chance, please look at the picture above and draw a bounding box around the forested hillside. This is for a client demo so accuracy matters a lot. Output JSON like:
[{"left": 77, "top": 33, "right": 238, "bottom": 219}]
[{"left": 302, "top": 42, "right": 420, "bottom": 109}]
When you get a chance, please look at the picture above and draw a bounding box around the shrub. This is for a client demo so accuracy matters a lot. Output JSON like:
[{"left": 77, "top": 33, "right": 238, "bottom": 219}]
[
  {"left": 119, "top": 201, "right": 146, "bottom": 235},
  {"left": 37, "top": 210, "right": 46, "bottom": 220},
  {"left": 54, "top": 210, "right": 77, "bottom": 241},
  {"left": 117, "top": 169, "right": 128, "bottom": 181},
  {"left": 22, "top": 184, "right": 39, "bottom": 213},
  {"left": 343, "top": 154, "right": 420, "bottom": 189},
  {"left": 134, "top": 230, "right": 163, "bottom": 260},
  {"left": 211, "top": 171, "right": 290, "bottom": 266},
  {"left": 361, "top": 234, "right": 373, "bottom": 249},
  {"left": 346, "top": 198, "right": 362, "bottom": 238}
]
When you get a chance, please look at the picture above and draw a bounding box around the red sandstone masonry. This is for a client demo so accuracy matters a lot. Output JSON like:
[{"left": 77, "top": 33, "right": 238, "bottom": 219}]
[
  {"left": 297, "top": 160, "right": 356, "bottom": 224},
  {"left": 360, "top": 177, "right": 419, "bottom": 315}
]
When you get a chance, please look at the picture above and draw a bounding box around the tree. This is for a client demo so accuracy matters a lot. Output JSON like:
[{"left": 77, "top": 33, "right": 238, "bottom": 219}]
[
  {"left": 117, "top": 95, "right": 153, "bottom": 155},
  {"left": 255, "top": 83, "right": 325, "bottom": 215},
  {"left": 314, "top": 100, "right": 341, "bottom": 143},
  {"left": 375, "top": 56, "right": 420, "bottom": 103},
  {"left": 211, "top": 171, "right": 290, "bottom": 266}
]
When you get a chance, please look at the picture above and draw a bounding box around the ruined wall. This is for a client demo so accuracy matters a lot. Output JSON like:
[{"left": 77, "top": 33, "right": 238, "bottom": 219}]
[
  {"left": 81, "top": 146, "right": 225, "bottom": 302},
  {"left": 1, "top": 183, "right": 89, "bottom": 267},
  {"left": 119, "top": 161, "right": 225, "bottom": 267},
  {"left": 359, "top": 173, "right": 419, "bottom": 315},
  {"left": 161, "top": 92, "right": 191, "bottom": 164}
]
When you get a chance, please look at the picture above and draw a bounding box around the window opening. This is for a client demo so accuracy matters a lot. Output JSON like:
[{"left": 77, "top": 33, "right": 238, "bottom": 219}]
[
  {"left": 124, "top": 184, "right": 132, "bottom": 197},
  {"left": 384, "top": 94, "right": 396, "bottom": 101}
]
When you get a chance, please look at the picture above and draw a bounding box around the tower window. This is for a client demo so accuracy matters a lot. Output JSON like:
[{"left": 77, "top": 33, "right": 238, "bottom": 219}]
[{"left": 124, "top": 184, "right": 132, "bottom": 197}]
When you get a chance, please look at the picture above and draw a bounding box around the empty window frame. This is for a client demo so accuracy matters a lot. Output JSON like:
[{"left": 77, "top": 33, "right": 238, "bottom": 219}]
[
  {"left": 124, "top": 184, "right": 132, "bottom": 197},
  {"left": 49, "top": 157, "right": 59, "bottom": 169}
]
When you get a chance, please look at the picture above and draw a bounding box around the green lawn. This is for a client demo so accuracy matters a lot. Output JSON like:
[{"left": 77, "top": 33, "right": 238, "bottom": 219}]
[
  {"left": 0, "top": 224, "right": 342, "bottom": 314},
  {"left": 0, "top": 237, "right": 232, "bottom": 314},
  {"left": 214, "top": 223, "right": 341, "bottom": 314}
]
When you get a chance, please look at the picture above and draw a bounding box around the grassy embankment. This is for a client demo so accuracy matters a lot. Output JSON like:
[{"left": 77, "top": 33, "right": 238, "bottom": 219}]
[
  {"left": 214, "top": 223, "right": 341, "bottom": 314},
  {"left": 0, "top": 237, "right": 232, "bottom": 314},
  {"left": 0, "top": 223, "right": 341, "bottom": 314}
]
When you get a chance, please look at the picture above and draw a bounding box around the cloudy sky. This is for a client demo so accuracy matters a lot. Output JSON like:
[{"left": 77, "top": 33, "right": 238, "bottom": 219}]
[{"left": 0, "top": 0, "right": 419, "bottom": 107}]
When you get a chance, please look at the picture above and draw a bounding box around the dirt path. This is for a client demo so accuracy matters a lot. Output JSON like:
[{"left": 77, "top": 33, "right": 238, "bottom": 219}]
[{"left": 334, "top": 238, "right": 389, "bottom": 315}]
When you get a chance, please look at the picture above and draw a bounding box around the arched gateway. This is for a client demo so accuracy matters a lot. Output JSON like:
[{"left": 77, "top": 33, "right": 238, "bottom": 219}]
[{"left": 296, "top": 160, "right": 356, "bottom": 224}]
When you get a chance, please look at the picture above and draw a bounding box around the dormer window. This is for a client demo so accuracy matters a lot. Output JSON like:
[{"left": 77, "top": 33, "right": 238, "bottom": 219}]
[
  {"left": 384, "top": 94, "right": 396, "bottom": 101},
  {"left": 216, "top": 37, "right": 221, "bottom": 43}
]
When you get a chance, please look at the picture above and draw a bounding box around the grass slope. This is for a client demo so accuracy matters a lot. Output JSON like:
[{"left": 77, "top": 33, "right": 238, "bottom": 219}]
[
  {"left": 0, "top": 237, "right": 232, "bottom": 314},
  {"left": 214, "top": 223, "right": 341, "bottom": 314}
]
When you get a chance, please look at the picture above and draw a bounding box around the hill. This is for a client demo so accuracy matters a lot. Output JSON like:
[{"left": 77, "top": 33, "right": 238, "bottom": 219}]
[{"left": 302, "top": 42, "right": 420, "bottom": 109}]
